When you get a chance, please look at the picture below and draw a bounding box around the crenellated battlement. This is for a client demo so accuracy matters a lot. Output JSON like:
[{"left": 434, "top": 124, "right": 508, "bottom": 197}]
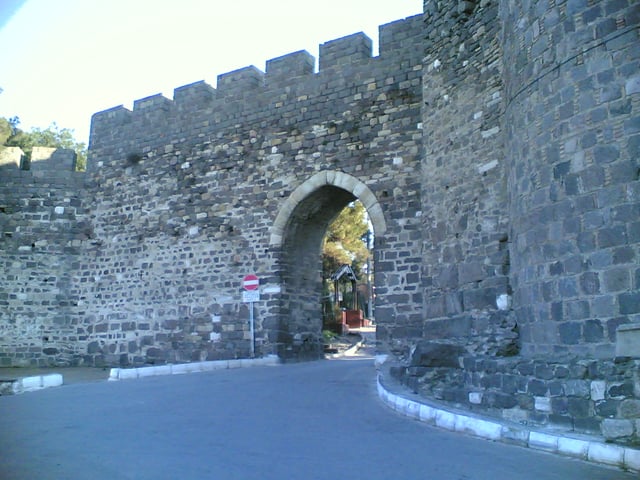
[
  {"left": 0, "top": 146, "right": 81, "bottom": 176},
  {"left": 88, "top": 14, "right": 424, "bottom": 158},
  {"left": 266, "top": 50, "right": 315, "bottom": 84},
  {"left": 318, "top": 32, "right": 372, "bottom": 71},
  {"left": 133, "top": 93, "right": 172, "bottom": 112},
  {"left": 4, "top": 2, "right": 640, "bottom": 453}
]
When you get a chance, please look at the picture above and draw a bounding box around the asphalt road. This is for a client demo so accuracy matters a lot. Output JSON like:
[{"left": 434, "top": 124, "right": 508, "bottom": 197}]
[{"left": 0, "top": 354, "right": 634, "bottom": 480}]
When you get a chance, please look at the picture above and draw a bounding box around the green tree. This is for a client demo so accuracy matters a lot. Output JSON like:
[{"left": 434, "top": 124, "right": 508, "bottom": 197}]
[
  {"left": 0, "top": 117, "right": 11, "bottom": 146},
  {"left": 1, "top": 117, "right": 87, "bottom": 171},
  {"left": 322, "top": 200, "right": 370, "bottom": 283},
  {"left": 321, "top": 201, "right": 371, "bottom": 325}
]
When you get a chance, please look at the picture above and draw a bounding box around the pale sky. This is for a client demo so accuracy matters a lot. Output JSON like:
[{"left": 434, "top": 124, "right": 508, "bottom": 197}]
[{"left": 0, "top": 0, "right": 422, "bottom": 144}]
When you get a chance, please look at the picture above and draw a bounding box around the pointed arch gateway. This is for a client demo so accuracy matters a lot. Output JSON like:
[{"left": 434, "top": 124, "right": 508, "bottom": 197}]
[{"left": 268, "top": 170, "right": 386, "bottom": 360}]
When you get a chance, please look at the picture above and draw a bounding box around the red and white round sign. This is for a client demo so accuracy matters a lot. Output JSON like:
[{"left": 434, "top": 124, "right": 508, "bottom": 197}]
[{"left": 242, "top": 274, "right": 259, "bottom": 291}]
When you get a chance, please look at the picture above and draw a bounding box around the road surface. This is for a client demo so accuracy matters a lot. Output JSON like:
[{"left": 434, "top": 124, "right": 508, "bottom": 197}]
[{"left": 0, "top": 353, "right": 633, "bottom": 479}]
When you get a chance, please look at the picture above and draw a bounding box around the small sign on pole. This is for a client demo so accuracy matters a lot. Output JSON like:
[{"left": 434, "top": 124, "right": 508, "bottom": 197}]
[
  {"left": 243, "top": 274, "right": 259, "bottom": 291},
  {"left": 242, "top": 290, "right": 260, "bottom": 303}
]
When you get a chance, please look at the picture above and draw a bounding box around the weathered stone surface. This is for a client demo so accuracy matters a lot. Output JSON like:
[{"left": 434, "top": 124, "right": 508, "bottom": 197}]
[
  {"left": 409, "top": 341, "right": 465, "bottom": 368},
  {"left": 1, "top": 0, "right": 638, "bottom": 447},
  {"left": 602, "top": 419, "right": 634, "bottom": 440},
  {"left": 619, "top": 399, "right": 640, "bottom": 419}
]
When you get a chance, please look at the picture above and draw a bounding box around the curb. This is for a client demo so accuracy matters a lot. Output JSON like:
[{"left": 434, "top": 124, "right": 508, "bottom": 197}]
[
  {"left": 325, "top": 340, "right": 365, "bottom": 359},
  {"left": 375, "top": 367, "right": 640, "bottom": 473},
  {"left": 0, "top": 374, "right": 64, "bottom": 394},
  {"left": 108, "top": 355, "right": 280, "bottom": 381}
]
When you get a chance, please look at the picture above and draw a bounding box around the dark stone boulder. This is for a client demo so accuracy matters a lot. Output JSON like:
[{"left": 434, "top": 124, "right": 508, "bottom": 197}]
[{"left": 410, "top": 341, "right": 465, "bottom": 368}]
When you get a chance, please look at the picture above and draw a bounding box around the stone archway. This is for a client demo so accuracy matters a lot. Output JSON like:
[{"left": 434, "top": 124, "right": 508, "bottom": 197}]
[{"left": 268, "top": 170, "right": 386, "bottom": 360}]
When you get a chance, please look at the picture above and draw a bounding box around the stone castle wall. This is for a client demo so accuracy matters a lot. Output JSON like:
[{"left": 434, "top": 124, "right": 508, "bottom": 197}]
[
  {"left": 0, "top": 0, "right": 639, "bottom": 444},
  {"left": 412, "top": 0, "right": 515, "bottom": 357},
  {"left": 0, "top": 148, "right": 88, "bottom": 366},
  {"left": 77, "top": 13, "right": 425, "bottom": 365},
  {"left": 386, "top": 0, "right": 639, "bottom": 445},
  {"left": 501, "top": 0, "right": 640, "bottom": 359}
]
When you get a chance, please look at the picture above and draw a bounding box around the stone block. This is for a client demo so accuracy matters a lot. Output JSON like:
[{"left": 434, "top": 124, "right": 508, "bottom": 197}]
[
  {"left": 595, "top": 399, "right": 619, "bottom": 417},
  {"left": 458, "top": 262, "right": 485, "bottom": 284},
  {"left": 462, "top": 417, "right": 502, "bottom": 441},
  {"left": 601, "top": 419, "right": 634, "bottom": 440},
  {"left": 619, "top": 293, "right": 640, "bottom": 315},
  {"left": 625, "top": 446, "right": 640, "bottom": 472},
  {"left": 567, "top": 397, "right": 591, "bottom": 417},
  {"left": 118, "top": 369, "right": 138, "bottom": 380},
  {"left": 551, "top": 397, "right": 568, "bottom": 414},
  {"left": 41, "top": 374, "right": 63, "bottom": 388},
  {"left": 557, "top": 437, "right": 589, "bottom": 459},
  {"left": 435, "top": 410, "right": 456, "bottom": 430},
  {"left": 559, "top": 322, "right": 581, "bottom": 345},
  {"left": 535, "top": 396, "right": 552, "bottom": 412},
  {"left": 590, "top": 380, "right": 606, "bottom": 401},
  {"left": 528, "top": 379, "right": 548, "bottom": 396},
  {"left": 584, "top": 320, "right": 605, "bottom": 343},
  {"left": 409, "top": 341, "right": 465, "bottom": 368},
  {"left": 619, "top": 399, "right": 640, "bottom": 418},
  {"left": 462, "top": 288, "right": 495, "bottom": 310},
  {"left": 588, "top": 442, "right": 625, "bottom": 468},
  {"left": 608, "top": 382, "right": 634, "bottom": 398},
  {"left": 529, "top": 432, "right": 558, "bottom": 452},
  {"left": 500, "top": 426, "right": 529, "bottom": 446},
  {"left": 534, "top": 363, "right": 554, "bottom": 380},
  {"left": 616, "top": 323, "right": 640, "bottom": 357},
  {"left": 573, "top": 417, "right": 601, "bottom": 434},
  {"left": 469, "top": 392, "right": 483, "bottom": 404},
  {"left": 419, "top": 404, "right": 436, "bottom": 423}
]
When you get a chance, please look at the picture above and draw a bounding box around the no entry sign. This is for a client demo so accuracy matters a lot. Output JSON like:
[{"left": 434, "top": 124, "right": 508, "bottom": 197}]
[{"left": 243, "top": 274, "right": 259, "bottom": 291}]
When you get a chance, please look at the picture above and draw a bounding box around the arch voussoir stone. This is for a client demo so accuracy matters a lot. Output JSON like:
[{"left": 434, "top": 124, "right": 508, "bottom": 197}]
[{"left": 270, "top": 170, "right": 386, "bottom": 247}]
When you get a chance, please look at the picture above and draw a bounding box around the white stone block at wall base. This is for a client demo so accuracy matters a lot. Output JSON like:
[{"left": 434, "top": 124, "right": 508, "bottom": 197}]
[
  {"left": 405, "top": 400, "right": 420, "bottom": 419},
  {"left": 419, "top": 404, "right": 436, "bottom": 423},
  {"left": 171, "top": 363, "right": 201, "bottom": 375},
  {"left": 529, "top": 432, "right": 559, "bottom": 452},
  {"left": 20, "top": 376, "right": 42, "bottom": 390},
  {"left": 454, "top": 415, "right": 478, "bottom": 435},
  {"left": 394, "top": 396, "right": 410, "bottom": 412},
  {"left": 588, "top": 443, "right": 624, "bottom": 467},
  {"left": 435, "top": 411, "right": 456, "bottom": 430},
  {"left": 41, "top": 374, "right": 63, "bottom": 388},
  {"left": 500, "top": 426, "right": 529, "bottom": 445},
  {"left": 118, "top": 369, "right": 139, "bottom": 380},
  {"left": 200, "top": 360, "right": 228, "bottom": 372},
  {"left": 136, "top": 367, "right": 154, "bottom": 378},
  {"left": 557, "top": 437, "right": 589, "bottom": 459},
  {"left": 625, "top": 447, "right": 640, "bottom": 472},
  {"left": 467, "top": 418, "right": 502, "bottom": 441}
]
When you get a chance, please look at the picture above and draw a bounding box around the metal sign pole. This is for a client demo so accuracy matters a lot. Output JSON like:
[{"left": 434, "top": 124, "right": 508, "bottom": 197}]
[
  {"left": 242, "top": 274, "right": 259, "bottom": 358},
  {"left": 249, "top": 301, "right": 255, "bottom": 358}
]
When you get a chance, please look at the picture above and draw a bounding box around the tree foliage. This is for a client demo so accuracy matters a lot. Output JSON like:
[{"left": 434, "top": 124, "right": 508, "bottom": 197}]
[
  {"left": 0, "top": 117, "right": 87, "bottom": 171},
  {"left": 322, "top": 201, "right": 371, "bottom": 281}
]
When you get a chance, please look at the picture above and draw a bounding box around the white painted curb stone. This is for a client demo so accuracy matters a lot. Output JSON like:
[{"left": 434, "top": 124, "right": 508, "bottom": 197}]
[{"left": 376, "top": 374, "right": 639, "bottom": 473}]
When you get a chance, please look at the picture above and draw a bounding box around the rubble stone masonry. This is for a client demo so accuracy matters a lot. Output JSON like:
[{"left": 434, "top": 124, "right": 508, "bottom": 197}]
[{"left": 0, "top": 1, "right": 638, "bottom": 444}]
